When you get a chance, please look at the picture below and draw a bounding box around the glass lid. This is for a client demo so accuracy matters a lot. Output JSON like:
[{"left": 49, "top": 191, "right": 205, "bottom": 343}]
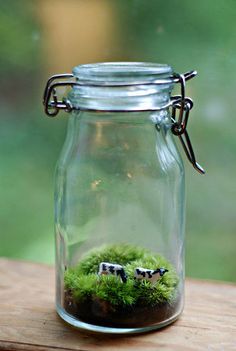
[{"left": 72, "top": 62, "right": 173, "bottom": 85}]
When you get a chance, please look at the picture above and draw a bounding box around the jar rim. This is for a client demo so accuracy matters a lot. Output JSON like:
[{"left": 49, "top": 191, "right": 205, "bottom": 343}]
[{"left": 72, "top": 62, "right": 173, "bottom": 85}]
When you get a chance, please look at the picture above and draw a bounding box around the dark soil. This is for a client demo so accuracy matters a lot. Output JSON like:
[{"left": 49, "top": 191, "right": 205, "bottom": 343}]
[{"left": 64, "top": 290, "right": 181, "bottom": 328}]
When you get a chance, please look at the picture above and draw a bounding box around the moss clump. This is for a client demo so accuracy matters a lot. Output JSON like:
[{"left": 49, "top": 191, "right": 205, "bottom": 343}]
[{"left": 64, "top": 243, "right": 179, "bottom": 308}]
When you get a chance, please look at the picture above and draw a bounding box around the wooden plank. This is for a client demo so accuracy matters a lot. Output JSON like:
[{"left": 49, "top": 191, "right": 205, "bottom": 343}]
[{"left": 0, "top": 258, "right": 235, "bottom": 351}]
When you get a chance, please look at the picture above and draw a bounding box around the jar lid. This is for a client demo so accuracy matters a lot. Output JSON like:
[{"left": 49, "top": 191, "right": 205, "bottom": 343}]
[{"left": 72, "top": 62, "right": 173, "bottom": 85}]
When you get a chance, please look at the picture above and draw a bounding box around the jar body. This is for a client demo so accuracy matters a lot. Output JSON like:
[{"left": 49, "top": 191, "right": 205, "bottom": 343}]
[{"left": 55, "top": 108, "right": 185, "bottom": 333}]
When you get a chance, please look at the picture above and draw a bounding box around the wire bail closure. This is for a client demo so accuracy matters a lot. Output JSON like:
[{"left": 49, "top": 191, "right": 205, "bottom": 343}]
[
  {"left": 43, "top": 74, "right": 75, "bottom": 116},
  {"left": 42, "top": 69, "right": 205, "bottom": 174},
  {"left": 170, "top": 73, "right": 205, "bottom": 174}
]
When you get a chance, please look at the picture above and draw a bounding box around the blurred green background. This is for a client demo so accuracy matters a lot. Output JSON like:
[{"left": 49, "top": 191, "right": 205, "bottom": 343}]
[{"left": 0, "top": 0, "right": 235, "bottom": 281}]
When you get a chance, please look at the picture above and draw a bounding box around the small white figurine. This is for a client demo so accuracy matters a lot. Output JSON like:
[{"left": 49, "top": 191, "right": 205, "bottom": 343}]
[
  {"left": 134, "top": 267, "right": 168, "bottom": 284},
  {"left": 98, "top": 262, "right": 127, "bottom": 283}
]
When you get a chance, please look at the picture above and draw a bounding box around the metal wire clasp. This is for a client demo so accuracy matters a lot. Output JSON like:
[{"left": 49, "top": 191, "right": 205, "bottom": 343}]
[
  {"left": 43, "top": 74, "right": 76, "bottom": 116},
  {"left": 170, "top": 73, "right": 205, "bottom": 174}
]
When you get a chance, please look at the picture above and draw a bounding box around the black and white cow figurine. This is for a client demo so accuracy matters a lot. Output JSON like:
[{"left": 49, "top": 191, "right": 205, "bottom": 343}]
[
  {"left": 98, "top": 262, "right": 127, "bottom": 283},
  {"left": 134, "top": 267, "right": 168, "bottom": 285}
]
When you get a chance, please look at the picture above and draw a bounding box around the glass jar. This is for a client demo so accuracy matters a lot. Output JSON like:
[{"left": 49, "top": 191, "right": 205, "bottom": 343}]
[{"left": 43, "top": 62, "right": 204, "bottom": 334}]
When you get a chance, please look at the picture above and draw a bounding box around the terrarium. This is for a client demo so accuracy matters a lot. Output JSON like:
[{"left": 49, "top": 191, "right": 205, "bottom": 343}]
[{"left": 43, "top": 62, "right": 204, "bottom": 334}]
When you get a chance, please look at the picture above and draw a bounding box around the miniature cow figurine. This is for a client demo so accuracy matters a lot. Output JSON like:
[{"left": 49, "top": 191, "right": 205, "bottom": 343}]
[
  {"left": 134, "top": 267, "right": 168, "bottom": 285},
  {"left": 98, "top": 262, "right": 127, "bottom": 283}
]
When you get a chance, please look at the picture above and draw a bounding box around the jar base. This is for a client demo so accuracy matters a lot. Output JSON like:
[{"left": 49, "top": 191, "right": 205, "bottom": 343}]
[{"left": 56, "top": 303, "right": 183, "bottom": 334}]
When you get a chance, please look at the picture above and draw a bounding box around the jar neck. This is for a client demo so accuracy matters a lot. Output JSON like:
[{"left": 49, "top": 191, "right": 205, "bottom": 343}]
[
  {"left": 68, "top": 62, "right": 174, "bottom": 112},
  {"left": 68, "top": 84, "right": 173, "bottom": 112}
]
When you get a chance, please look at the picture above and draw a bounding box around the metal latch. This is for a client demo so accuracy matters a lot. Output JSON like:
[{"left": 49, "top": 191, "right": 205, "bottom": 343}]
[
  {"left": 170, "top": 73, "right": 205, "bottom": 174},
  {"left": 43, "top": 74, "right": 75, "bottom": 116}
]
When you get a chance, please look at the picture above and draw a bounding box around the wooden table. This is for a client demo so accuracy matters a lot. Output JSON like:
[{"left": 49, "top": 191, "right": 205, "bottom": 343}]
[{"left": 0, "top": 258, "right": 235, "bottom": 351}]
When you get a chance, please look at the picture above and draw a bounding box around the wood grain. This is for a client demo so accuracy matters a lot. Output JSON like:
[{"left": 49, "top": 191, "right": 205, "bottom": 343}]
[{"left": 0, "top": 258, "right": 235, "bottom": 351}]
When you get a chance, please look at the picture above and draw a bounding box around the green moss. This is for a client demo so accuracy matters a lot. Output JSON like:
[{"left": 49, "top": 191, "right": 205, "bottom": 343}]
[
  {"left": 96, "top": 275, "right": 136, "bottom": 306},
  {"left": 64, "top": 243, "right": 179, "bottom": 308},
  {"left": 65, "top": 273, "right": 98, "bottom": 302}
]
